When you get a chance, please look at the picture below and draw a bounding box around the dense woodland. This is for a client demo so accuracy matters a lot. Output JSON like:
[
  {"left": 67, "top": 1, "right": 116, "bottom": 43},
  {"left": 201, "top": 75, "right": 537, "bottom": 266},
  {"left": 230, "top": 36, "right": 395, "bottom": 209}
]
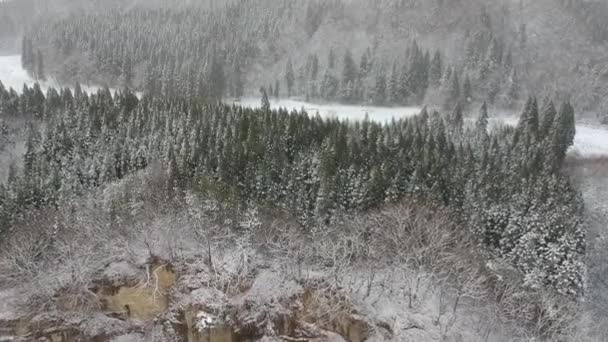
[
  {"left": 0, "top": 80, "right": 584, "bottom": 297},
  {"left": 11, "top": 0, "right": 608, "bottom": 120},
  {"left": 20, "top": 0, "right": 524, "bottom": 109},
  {"left": 2, "top": 0, "right": 608, "bottom": 338}
]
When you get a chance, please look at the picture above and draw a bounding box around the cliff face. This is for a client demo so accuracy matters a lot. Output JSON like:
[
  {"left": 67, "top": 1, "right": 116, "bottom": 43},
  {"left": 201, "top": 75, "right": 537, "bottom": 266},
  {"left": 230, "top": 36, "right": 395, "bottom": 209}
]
[{"left": 0, "top": 257, "right": 373, "bottom": 342}]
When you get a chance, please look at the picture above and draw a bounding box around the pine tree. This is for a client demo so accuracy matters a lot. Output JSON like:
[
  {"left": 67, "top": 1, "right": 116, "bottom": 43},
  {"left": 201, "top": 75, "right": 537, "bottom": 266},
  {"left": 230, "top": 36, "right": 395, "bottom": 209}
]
[
  {"left": 429, "top": 51, "right": 443, "bottom": 86},
  {"left": 507, "top": 69, "right": 520, "bottom": 106},
  {"left": 21, "top": 37, "right": 28, "bottom": 69},
  {"left": 341, "top": 49, "right": 358, "bottom": 92},
  {"left": 514, "top": 97, "right": 540, "bottom": 147},
  {"left": 328, "top": 48, "right": 336, "bottom": 70},
  {"left": 121, "top": 54, "right": 133, "bottom": 88},
  {"left": 539, "top": 100, "right": 557, "bottom": 140},
  {"left": 310, "top": 53, "right": 319, "bottom": 81},
  {"left": 372, "top": 69, "right": 387, "bottom": 105},
  {"left": 476, "top": 102, "right": 489, "bottom": 133},
  {"left": 36, "top": 50, "right": 46, "bottom": 81},
  {"left": 274, "top": 80, "right": 280, "bottom": 98},
  {"left": 475, "top": 102, "right": 489, "bottom": 143},
  {"left": 359, "top": 48, "right": 371, "bottom": 77},
  {"left": 462, "top": 75, "right": 472, "bottom": 104},
  {"left": 285, "top": 58, "right": 295, "bottom": 97},
  {"left": 260, "top": 86, "right": 270, "bottom": 112},
  {"left": 549, "top": 101, "right": 575, "bottom": 166},
  {"left": 445, "top": 72, "right": 460, "bottom": 109},
  {"left": 450, "top": 102, "right": 464, "bottom": 135},
  {"left": 233, "top": 62, "right": 244, "bottom": 98},
  {"left": 208, "top": 52, "right": 226, "bottom": 99},
  {"left": 387, "top": 62, "right": 399, "bottom": 105}
]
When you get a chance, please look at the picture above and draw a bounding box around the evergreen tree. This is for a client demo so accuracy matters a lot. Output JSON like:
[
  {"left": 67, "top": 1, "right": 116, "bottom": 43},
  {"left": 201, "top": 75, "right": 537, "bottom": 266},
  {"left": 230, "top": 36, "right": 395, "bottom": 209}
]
[
  {"left": 341, "top": 49, "right": 358, "bottom": 92},
  {"left": 446, "top": 72, "right": 460, "bottom": 109},
  {"left": 429, "top": 51, "right": 443, "bottom": 86},
  {"left": 372, "top": 69, "right": 387, "bottom": 105},
  {"left": 36, "top": 50, "right": 46, "bottom": 81},
  {"left": 549, "top": 101, "right": 575, "bottom": 167},
  {"left": 328, "top": 48, "right": 336, "bottom": 70},
  {"left": 274, "top": 80, "right": 280, "bottom": 98},
  {"left": 233, "top": 62, "right": 244, "bottom": 98},
  {"left": 462, "top": 75, "right": 472, "bottom": 103},
  {"left": 285, "top": 58, "right": 295, "bottom": 97},
  {"left": 387, "top": 62, "right": 399, "bottom": 104},
  {"left": 476, "top": 102, "right": 489, "bottom": 134},
  {"left": 260, "top": 86, "right": 270, "bottom": 112},
  {"left": 208, "top": 52, "right": 226, "bottom": 99},
  {"left": 121, "top": 54, "right": 133, "bottom": 88},
  {"left": 539, "top": 100, "right": 557, "bottom": 140},
  {"left": 475, "top": 102, "right": 490, "bottom": 144}
]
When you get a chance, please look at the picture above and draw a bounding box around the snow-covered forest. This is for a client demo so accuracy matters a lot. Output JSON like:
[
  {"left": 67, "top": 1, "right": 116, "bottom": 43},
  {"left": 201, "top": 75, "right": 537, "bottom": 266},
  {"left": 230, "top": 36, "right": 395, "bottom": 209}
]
[{"left": 1, "top": 0, "right": 608, "bottom": 341}]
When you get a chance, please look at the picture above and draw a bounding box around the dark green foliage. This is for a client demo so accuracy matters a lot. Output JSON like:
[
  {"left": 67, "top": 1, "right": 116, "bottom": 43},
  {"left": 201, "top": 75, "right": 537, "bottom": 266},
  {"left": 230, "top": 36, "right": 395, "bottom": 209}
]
[
  {"left": 0, "top": 85, "right": 585, "bottom": 296},
  {"left": 260, "top": 87, "right": 270, "bottom": 112}
]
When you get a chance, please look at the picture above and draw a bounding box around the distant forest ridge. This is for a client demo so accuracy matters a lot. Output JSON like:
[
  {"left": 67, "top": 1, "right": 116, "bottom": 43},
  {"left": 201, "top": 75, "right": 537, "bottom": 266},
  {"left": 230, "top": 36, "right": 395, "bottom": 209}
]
[{"left": 9, "top": 0, "right": 608, "bottom": 122}]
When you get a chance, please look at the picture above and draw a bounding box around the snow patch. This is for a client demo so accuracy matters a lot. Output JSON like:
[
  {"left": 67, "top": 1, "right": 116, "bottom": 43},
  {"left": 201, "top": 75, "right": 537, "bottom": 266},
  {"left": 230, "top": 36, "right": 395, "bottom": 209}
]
[
  {"left": 195, "top": 311, "right": 216, "bottom": 331},
  {"left": 0, "top": 55, "right": 137, "bottom": 96}
]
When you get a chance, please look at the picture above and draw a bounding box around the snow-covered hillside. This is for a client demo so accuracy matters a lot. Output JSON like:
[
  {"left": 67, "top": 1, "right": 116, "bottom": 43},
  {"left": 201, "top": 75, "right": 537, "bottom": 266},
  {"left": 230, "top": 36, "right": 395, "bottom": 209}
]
[{"left": 3, "top": 54, "right": 608, "bottom": 157}]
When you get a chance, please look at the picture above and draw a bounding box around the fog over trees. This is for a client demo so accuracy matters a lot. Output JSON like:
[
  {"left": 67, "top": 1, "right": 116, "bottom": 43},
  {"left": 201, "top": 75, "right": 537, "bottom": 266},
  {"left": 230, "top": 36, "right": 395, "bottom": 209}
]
[{"left": 0, "top": 0, "right": 608, "bottom": 341}]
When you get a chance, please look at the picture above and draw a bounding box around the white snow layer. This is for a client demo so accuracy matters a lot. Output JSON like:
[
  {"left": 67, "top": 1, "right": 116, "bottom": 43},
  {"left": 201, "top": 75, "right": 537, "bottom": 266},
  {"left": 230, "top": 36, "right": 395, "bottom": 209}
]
[
  {"left": 0, "top": 54, "right": 126, "bottom": 95},
  {"left": 2, "top": 54, "right": 607, "bottom": 156}
]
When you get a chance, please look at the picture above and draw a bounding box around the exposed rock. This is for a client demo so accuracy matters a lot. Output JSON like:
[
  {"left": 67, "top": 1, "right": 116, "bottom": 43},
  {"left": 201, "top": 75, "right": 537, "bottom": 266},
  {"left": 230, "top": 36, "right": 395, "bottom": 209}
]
[{"left": 95, "top": 261, "right": 176, "bottom": 321}]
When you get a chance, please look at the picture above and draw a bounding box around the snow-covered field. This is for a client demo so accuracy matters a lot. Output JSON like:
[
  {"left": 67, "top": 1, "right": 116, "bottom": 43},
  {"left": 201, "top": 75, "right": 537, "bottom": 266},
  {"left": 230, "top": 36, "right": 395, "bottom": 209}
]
[
  {"left": 238, "top": 98, "right": 608, "bottom": 157},
  {"left": 2, "top": 54, "right": 608, "bottom": 156},
  {"left": 0, "top": 55, "right": 42, "bottom": 91},
  {"left": 0, "top": 54, "right": 120, "bottom": 95}
]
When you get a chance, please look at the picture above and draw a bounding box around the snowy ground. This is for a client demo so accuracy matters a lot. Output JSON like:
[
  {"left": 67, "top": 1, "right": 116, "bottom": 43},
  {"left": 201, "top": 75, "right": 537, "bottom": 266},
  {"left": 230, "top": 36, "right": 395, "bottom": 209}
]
[
  {"left": 237, "top": 97, "right": 608, "bottom": 157},
  {"left": 2, "top": 54, "right": 607, "bottom": 156},
  {"left": 0, "top": 55, "right": 125, "bottom": 95}
]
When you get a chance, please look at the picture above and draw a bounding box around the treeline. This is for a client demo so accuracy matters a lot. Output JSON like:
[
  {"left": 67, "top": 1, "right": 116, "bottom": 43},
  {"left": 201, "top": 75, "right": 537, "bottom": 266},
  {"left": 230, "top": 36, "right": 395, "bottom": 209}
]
[
  {"left": 274, "top": 42, "right": 474, "bottom": 108},
  {"left": 22, "top": 1, "right": 290, "bottom": 100},
  {"left": 0, "top": 81, "right": 584, "bottom": 296},
  {"left": 22, "top": 0, "right": 522, "bottom": 108}
]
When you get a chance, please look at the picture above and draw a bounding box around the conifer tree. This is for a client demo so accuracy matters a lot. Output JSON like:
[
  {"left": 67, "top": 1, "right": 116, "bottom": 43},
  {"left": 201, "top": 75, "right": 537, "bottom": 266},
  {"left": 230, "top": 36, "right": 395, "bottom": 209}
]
[
  {"left": 121, "top": 54, "right": 133, "bottom": 88},
  {"left": 341, "top": 49, "right": 358, "bottom": 92},
  {"left": 372, "top": 69, "right": 387, "bottom": 105},
  {"left": 445, "top": 72, "right": 460, "bottom": 109},
  {"left": 476, "top": 102, "right": 489, "bottom": 132},
  {"left": 429, "top": 51, "right": 443, "bottom": 86},
  {"left": 539, "top": 100, "right": 557, "bottom": 140},
  {"left": 36, "top": 50, "right": 46, "bottom": 81},
  {"left": 462, "top": 75, "right": 472, "bottom": 103},
  {"left": 260, "top": 87, "right": 270, "bottom": 112},
  {"left": 274, "top": 80, "right": 280, "bottom": 98},
  {"left": 285, "top": 58, "right": 295, "bottom": 97},
  {"left": 208, "top": 53, "right": 226, "bottom": 99}
]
